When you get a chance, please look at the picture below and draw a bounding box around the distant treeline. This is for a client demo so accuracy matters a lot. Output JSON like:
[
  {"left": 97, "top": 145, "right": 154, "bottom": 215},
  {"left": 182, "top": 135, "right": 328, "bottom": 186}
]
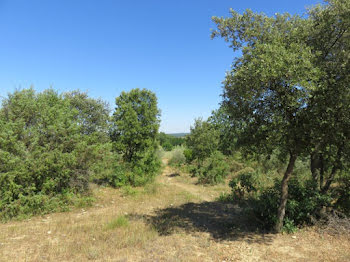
[{"left": 158, "top": 132, "right": 185, "bottom": 151}]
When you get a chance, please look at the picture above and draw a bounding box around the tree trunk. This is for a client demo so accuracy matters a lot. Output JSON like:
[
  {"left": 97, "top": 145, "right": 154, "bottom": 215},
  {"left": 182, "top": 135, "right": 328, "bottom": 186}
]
[
  {"left": 275, "top": 153, "right": 297, "bottom": 233},
  {"left": 322, "top": 146, "right": 342, "bottom": 194},
  {"left": 322, "top": 165, "right": 337, "bottom": 194}
]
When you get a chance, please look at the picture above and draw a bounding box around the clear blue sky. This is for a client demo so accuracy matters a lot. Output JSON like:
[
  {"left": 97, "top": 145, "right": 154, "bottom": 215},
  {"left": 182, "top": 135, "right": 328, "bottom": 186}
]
[{"left": 0, "top": 0, "right": 320, "bottom": 133}]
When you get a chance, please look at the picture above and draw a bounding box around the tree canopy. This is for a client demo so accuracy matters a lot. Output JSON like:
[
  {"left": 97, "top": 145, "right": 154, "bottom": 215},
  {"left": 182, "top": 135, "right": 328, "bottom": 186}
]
[{"left": 212, "top": 0, "right": 350, "bottom": 232}]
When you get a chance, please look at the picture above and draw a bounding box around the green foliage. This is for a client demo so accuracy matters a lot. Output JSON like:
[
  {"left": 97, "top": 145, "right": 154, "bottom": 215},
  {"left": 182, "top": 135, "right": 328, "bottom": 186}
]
[
  {"left": 196, "top": 151, "right": 229, "bottom": 185},
  {"left": 217, "top": 192, "right": 235, "bottom": 203},
  {"left": 333, "top": 173, "right": 350, "bottom": 215},
  {"left": 252, "top": 179, "right": 332, "bottom": 231},
  {"left": 110, "top": 88, "right": 161, "bottom": 186},
  {"left": 229, "top": 171, "right": 258, "bottom": 200},
  {"left": 105, "top": 215, "right": 129, "bottom": 230},
  {"left": 63, "top": 90, "right": 111, "bottom": 137},
  {"left": 128, "top": 149, "right": 161, "bottom": 186},
  {"left": 212, "top": 0, "right": 350, "bottom": 231},
  {"left": 111, "top": 88, "right": 160, "bottom": 163},
  {"left": 186, "top": 118, "right": 219, "bottom": 165},
  {"left": 282, "top": 218, "right": 298, "bottom": 234},
  {"left": 121, "top": 185, "right": 139, "bottom": 197},
  {"left": 168, "top": 147, "right": 186, "bottom": 167},
  {"left": 209, "top": 106, "right": 236, "bottom": 155},
  {"left": 158, "top": 132, "right": 185, "bottom": 151},
  {"left": 183, "top": 148, "right": 194, "bottom": 164},
  {"left": 0, "top": 88, "right": 110, "bottom": 220}
]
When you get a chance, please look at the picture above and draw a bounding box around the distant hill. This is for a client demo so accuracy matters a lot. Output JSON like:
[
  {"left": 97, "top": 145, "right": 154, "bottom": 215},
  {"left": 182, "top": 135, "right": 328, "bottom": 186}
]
[{"left": 166, "top": 133, "right": 189, "bottom": 138}]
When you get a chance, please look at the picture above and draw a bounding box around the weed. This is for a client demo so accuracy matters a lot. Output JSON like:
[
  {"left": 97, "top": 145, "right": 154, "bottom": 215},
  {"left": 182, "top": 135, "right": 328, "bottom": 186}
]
[{"left": 105, "top": 215, "right": 129, "bottom": 230}]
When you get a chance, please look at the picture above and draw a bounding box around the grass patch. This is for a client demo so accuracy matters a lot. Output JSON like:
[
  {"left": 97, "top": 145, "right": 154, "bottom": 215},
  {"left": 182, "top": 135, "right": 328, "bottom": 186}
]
[
  {"left": 179, "top": 191, "right": 198, "bottom": 202},
  {"left": 121, "top": 185, "right": 139, "bottom": 197},
  {"left": 143, "top": 182, "right": 160, "bottom": 195},
  {"left": 105, "top": 215, "right": 129, "bottom": 230},
  {"left": 217, "top": 192, "right": 234, "bottom": 203}
]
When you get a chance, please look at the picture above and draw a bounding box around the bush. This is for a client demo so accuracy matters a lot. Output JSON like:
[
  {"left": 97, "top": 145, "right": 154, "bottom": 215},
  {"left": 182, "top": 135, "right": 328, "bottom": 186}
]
[
  {"left": 168, "top": 147, "right": 186, "bottom": 167},
  {"left": 333, "top": 172, "right": 350, "bottom": 215},
  {"left": 0, "top": 89, "right": 109, "bottom": 219},
  {"left": 197, "top": 151, "right": 229, "bottom": 185},
  {"left": 229, "top": 171, "right": 258, "bottom": 200},
  {"left": 183, "top": 148, "right": 194, "bottom": 163},
  {"left": 252, "top": 179, "right": 332, "bottom": 231}
]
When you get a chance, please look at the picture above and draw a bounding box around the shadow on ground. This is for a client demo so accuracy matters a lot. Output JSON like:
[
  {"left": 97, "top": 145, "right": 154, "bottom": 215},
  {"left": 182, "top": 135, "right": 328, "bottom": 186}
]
[
  {"left": 167, "top": 173, "right": 180, "bottom": 177},
  {"left": 129, "top": 200, "right": 274, "bottom": 245}
]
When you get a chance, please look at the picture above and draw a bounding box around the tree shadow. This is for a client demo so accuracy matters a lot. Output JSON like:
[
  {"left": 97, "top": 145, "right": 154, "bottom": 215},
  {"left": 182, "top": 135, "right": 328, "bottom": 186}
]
[
  {"left": 167, "top": 173, "right": 180, "bottom": 177},
  {"left": 129, "top": 200, "right": 274, "bottom": 245}
]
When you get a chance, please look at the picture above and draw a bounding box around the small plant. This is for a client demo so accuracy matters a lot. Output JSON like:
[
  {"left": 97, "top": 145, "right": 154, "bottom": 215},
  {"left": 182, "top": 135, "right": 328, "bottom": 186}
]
[
  {"left": 105, "top": 215, "right": 129, "bottom": 230},
  {"left": 217, "top": 192, "right": 234, "bottom": 202},
  {"left": 121, "top": 186, "right": 139, "bottom": 197},
  {"left": 282, "top": 218, "right": 298, "bottom": 234}
]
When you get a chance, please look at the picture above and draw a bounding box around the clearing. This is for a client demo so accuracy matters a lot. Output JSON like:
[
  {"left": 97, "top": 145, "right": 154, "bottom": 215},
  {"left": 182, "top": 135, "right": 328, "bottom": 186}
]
[{"left": 0, "top": 158, "right": 349, "bottom": 261}]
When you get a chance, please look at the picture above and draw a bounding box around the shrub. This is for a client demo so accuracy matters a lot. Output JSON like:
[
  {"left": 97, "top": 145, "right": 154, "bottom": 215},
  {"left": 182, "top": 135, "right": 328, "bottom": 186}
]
[
  {"left": 183, "top": 148, "right": 194, "bottom": 163},
  {"left": 0, "top": 89, "right": 108, "bottom": 219},
  {"left": 168, "top": 147, "right": 186, "bottom": 167},
  {"left": 162, "top": 141, "right": 173, "bottom": 151},
  {"left": 333, "top": 172, "right": 350, "bottom": 215},
  {"left": 229, "top": 171, "right": 258, "bottom": 200},
  {"left": 129, "top": 149, "right": 162, "bottom": 186},
  {"left": 252, "top": 179, "right": 332, "bottom": 231},
  {"left": 228, "top": 159, "right": 245, "bottom": 173},
  {"left": 197, "top": 151, "right": 229, "bottom": 185}
]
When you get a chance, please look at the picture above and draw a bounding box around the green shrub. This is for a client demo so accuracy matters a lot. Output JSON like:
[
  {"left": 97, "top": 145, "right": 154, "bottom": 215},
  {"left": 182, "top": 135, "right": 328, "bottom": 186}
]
[
  {"left": 252, "top": 179, "right": 332, "bottom": 231},
  {"left": 0, "top": 89, "right": 108, "bottom": 220},
  {"left": 129, "top": 150, "right": 162, "bottom": 186},
  {"left": 168, "top": 147, "right": 186, "bottom": 167},
  {"left": 183, "top": 148, "right": 194, "bottom": 163},
  {"left": 333, "top": 172, "right": 350, "bottom": 215},
  {"left": 93, "top": 150, "right": 161, "bottom": 188},
  {"left": 229, "top": 171, "right": 258, "bottom": 200},
  {"left": 217, "top": 192, "right": 235, "bottom": 202},
  {"left": 162, "top": 141, "right": 173, "bottom": 151},
  {"left": 197, "top": 151, "right": 229, "bottom": 185},
  {"left": 228, "top": 158, "right": 245, "bottom": 173},
  {"left": 121, "top": 185, "right": 139, "bottom": 197}
]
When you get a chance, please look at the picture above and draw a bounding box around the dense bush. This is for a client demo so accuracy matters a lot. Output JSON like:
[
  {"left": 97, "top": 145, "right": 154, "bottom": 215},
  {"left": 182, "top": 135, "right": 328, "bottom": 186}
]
[
  {"left": 128, "top": 149, "right": 162, "bottom": 186},
  {"left": 333, "top": 173, "right": 350, "bottom": 215},
  {"left": 251, "top": 179, "right": 332, "bottom": 231},
  {"left": 183, "top": 148, "right": 194, "bottom": 164},
  {"left": 94, "top": 145, "right": 161, "bottom": 188},
  {"left": 111, "top": 88, "right": 161, "bottom": 185},
  {"left": 186, "top": 118, "right": 219, "bottom": 166},
  {"left": 195, "top": 151, "right": 229, "bottom": 185},
  {"left": 0, "top": 89, "right": 110, "bottom": 219},
  {"left": 229, "top": 171, "right": 258, "bottom": 199}
]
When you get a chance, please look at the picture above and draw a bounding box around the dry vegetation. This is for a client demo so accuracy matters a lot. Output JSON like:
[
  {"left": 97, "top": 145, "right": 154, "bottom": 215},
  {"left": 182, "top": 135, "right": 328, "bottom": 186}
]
[{"left": 0, "top": 159, "right": 349, "bottom": 262}]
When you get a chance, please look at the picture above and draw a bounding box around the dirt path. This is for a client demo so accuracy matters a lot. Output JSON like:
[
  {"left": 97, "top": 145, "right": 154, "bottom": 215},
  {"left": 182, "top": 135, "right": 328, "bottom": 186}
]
[{"left": 158, "top": 159, "right": 214, "bottom": 202}]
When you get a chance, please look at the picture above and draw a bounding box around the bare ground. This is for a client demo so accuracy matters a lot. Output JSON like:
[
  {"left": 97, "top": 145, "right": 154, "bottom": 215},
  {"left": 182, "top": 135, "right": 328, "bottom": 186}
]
[{"left": 0, "top": 159, "right": 349, "bottom": 261}]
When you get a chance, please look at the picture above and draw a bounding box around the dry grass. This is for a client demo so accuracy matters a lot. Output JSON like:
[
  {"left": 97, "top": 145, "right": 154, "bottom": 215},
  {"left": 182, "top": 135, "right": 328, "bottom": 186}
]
[{"left": 0, "top": 158, "right": 350, "bottom": 261}]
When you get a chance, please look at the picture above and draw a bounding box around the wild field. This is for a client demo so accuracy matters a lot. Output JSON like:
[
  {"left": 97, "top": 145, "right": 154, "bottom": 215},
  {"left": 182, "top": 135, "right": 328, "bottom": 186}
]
[{"left": 0, "top": 157, "right": 349, "bottom": 262}]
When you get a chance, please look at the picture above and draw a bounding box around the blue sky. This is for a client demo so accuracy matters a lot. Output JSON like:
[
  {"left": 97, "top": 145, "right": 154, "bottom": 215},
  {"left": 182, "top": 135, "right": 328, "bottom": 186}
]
[{"left": 0, "top": 0, "right": 320, "bottom": 133}]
